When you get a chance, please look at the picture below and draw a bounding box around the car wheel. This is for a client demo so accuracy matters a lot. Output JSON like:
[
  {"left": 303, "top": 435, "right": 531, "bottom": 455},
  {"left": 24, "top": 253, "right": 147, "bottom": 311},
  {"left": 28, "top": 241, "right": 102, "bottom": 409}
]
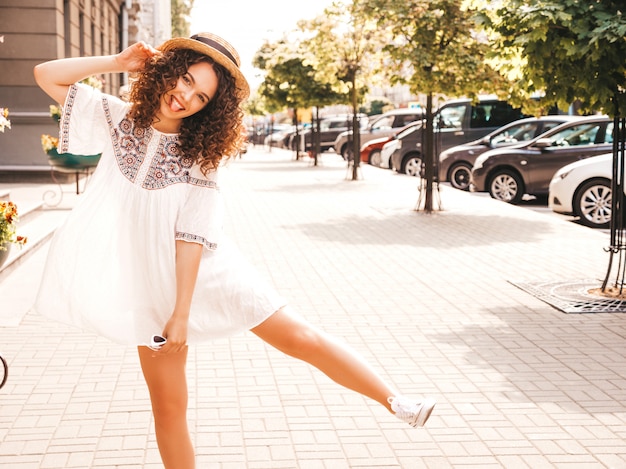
[
  {"left": 488, "top": 170, "right": 524, "bottom": 204},
  {"left": 448, "top": 162, "right": 473, "bottom": 191},
  {"left": 574, "top": 178, "right": 612, "bottom": 229},
  {"left": 403, "top": 154, "right": 422, "bottom": 177},
  {"left": 369, "top": 150, "right": 382, "bottom": 166}
]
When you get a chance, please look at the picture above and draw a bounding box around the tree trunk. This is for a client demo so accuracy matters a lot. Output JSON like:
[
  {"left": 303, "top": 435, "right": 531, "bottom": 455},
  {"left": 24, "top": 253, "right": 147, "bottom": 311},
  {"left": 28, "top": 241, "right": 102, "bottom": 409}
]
[
  {"left": 417, "top": 92, "right": 435, "bottom": 212},
  {"left": 292, "top": 108, "right": 300, "bottom": 160},
  {"left": 351, "top": 74, "right": 360, "bottom": 180},
  {"left": 313, "top": 107, "right": 320, "bottom": 166}
]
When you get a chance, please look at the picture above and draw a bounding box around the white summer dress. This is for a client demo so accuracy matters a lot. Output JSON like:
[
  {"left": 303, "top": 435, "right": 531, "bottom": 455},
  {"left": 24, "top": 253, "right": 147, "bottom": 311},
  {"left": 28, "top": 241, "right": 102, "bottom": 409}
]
[{"left": 33, "top": 83, "right": 286, "bottom": 345}]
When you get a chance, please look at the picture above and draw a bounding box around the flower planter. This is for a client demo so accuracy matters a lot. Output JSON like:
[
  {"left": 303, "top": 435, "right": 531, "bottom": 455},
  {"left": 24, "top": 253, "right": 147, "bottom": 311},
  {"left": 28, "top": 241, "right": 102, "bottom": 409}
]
[
  {"left": 46, "top": 148, "right": 101, "bottom": 170},
  {"left": 0, "top": 242, "right": 11, "bottom": 269}
]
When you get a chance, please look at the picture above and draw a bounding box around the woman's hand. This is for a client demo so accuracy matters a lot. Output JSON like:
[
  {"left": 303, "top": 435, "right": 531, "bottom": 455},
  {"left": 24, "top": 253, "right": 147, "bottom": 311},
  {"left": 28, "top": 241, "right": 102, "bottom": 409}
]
[
  {"left": 116, "top": 41, "right": 160, "bottom": 73},
  {"left": 158, "top": 313, "right": 189, "bottom": 354}
]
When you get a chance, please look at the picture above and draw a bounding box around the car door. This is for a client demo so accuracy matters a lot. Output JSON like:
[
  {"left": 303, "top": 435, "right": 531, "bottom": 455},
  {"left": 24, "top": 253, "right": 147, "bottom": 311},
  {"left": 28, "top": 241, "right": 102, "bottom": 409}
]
[
  {"left": 434, "top": 103, "right": 470, "bottom": 152},
  {"left": 524, "top": 120, "right": 613, "bottom": 194}
]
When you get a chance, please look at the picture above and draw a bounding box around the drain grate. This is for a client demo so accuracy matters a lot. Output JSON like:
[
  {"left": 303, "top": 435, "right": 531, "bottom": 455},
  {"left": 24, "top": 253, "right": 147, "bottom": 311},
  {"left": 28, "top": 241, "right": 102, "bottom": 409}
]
[{"left": 510, "top": 279, "right": 626, "bottom": 313}]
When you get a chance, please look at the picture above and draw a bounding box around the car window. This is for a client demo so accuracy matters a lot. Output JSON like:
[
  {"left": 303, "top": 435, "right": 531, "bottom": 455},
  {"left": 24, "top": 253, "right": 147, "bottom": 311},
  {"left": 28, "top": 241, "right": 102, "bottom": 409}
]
[
  {"left": 539, "top": 121, "right": 563, "bottom": 135},
  {"left": 546, "top": 123, "right": 602, "bottom": 147},
  {"left": 604, "top": 122, "right": 614, "bottom": 143},
  {"left": 438, "top": 104, "right": 467, "bottom": 130},
  {"left": 470, "top": 104, "right": 490, "bottom": 128},
  {"left": 484, "top": 102, "right": 525, "bottom": 127},
  {"left": 394, "top": 114, "right": 421, "bottom": 127},
  {"left": 491, "top": 122, "right": 540, "bottom": 146},
  {"left": 328, "top": 120, "right": 348, "bottom": 129},
  {"left": 371, "top": 115, "right": 394, "bottom": 131}
]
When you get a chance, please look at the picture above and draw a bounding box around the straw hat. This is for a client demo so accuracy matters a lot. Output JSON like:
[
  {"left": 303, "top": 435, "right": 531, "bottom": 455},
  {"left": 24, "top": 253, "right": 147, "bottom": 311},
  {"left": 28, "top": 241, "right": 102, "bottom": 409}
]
[{"left": 158, "top": 32, "right": 250, "bottom": 99}]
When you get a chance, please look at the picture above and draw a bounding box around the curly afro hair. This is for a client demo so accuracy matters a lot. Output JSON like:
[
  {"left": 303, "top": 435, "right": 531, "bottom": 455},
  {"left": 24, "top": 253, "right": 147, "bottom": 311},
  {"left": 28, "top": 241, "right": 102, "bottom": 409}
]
[{"left": 127, "top": 49, "right": 245, "bottom": 175}]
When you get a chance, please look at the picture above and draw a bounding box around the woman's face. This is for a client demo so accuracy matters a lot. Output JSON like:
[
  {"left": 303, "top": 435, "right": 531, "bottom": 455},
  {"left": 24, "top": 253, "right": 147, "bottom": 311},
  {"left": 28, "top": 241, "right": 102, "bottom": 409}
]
[{"left": 156, "top": 61, "right": 219, "bottom": 132}]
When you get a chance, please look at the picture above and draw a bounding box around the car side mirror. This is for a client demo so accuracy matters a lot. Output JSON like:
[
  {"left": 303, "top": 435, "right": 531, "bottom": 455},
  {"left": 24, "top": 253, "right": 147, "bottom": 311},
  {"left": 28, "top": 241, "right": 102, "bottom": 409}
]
[{"left": 534, "top": 138, "right": 552, "bottom": 149}]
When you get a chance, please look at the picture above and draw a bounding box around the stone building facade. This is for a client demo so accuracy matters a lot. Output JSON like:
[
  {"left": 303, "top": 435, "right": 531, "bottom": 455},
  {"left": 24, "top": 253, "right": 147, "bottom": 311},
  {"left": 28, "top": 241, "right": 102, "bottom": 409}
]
[{"left": 0, "top": 0, "right": 170, "bottom": 172}]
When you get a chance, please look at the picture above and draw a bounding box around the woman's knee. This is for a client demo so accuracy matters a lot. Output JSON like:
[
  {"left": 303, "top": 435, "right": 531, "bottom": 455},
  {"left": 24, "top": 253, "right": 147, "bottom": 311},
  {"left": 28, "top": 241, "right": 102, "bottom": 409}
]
[{"left": 254, "top": 309, "right": 329, "bottom": 358}]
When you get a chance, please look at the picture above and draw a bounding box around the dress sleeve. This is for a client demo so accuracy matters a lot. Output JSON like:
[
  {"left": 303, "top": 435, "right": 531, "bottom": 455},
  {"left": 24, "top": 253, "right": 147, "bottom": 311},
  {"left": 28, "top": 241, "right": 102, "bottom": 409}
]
[
  {"left": 175, "top": 170, "right": 224, "bottom": 251},
  {"left": 58, "top": 83, "right": 127, "bottom": 155}
]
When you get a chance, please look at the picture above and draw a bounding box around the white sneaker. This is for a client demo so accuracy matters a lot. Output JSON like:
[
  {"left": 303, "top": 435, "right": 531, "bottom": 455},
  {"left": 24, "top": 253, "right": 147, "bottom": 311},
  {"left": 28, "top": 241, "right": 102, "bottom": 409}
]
[{"left": 388, "top": 395, "right": 435, "bottom": 427}]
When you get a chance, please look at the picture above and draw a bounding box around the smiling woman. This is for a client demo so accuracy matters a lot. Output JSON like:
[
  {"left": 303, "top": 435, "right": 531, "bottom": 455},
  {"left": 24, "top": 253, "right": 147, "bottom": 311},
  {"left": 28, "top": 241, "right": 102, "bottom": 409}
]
[{"left": 32, "top": 31, "right": 435, "bottom": 469}]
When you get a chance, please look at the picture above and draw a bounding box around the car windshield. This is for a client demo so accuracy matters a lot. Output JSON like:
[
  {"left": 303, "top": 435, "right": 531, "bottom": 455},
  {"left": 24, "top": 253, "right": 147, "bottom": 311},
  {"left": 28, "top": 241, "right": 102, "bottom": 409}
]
[
  {"left": 371, "top": 115, "right": 394, "bottom": 130},
  {"left": 491, "top": 122, "right": 540, "bottom": 145},
  {"left": 546, "top": 123, "right": 605, "bottom": 147}
]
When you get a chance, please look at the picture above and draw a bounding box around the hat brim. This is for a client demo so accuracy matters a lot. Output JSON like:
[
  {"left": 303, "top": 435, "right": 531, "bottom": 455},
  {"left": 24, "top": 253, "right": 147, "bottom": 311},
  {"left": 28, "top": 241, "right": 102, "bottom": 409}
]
[{"left": 158, "top": 37, "right": 250, "bottom": 100}]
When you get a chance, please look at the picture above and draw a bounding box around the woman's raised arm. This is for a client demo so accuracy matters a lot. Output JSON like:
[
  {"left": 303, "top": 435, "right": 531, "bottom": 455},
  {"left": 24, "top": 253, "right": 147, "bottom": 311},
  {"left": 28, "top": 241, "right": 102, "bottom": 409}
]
[{"left": 33, "top": 41, "right": 160, "bottom": 104}]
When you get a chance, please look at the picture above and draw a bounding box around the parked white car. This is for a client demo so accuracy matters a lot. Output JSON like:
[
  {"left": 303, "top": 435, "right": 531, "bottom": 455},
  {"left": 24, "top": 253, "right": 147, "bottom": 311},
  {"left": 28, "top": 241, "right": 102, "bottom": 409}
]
[
  {"left": 380, "top": 139, "right": 400, "bottom": 170},
  {"left": 548, "top": 152, "right": 615, "bottom": 228}
]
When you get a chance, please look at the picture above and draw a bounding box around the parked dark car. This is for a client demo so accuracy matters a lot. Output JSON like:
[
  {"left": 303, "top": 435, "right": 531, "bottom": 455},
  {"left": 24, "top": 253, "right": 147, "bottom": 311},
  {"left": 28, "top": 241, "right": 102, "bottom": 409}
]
[
  {"left": 438, "top": 115, "right": 576, "bottom": 191},
  {"left": 470, "top": 115, "right": 613, "bottom": 204},
  {"left": 390, "top": 98, "right": 528, "bottom": 176}
]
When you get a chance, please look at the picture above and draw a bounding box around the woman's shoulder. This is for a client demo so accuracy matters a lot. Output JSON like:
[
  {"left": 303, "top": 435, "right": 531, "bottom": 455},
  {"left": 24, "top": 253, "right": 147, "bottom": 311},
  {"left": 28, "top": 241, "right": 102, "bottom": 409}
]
[
  {"left": 188, "top": 163, "right": 220, "bottom": 186},
  {"left": 76, "top": 81, "right": 129, "bottom": 105}
]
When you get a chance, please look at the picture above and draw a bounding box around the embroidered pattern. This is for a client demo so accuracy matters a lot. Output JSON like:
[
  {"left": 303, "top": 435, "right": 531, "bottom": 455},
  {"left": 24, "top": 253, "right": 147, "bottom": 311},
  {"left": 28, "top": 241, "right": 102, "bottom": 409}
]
[
  {"left": 59, "top": 85, "right": 78, "bottom": 153},
  {"left": 105, "top": 113, "right": 219, "bottom": 190},
  {"left": 175, "top": 231, "right": 218, "bottom": 250},
  {"left": 110, "top": 117, "right": 151, "bottom": 182}
]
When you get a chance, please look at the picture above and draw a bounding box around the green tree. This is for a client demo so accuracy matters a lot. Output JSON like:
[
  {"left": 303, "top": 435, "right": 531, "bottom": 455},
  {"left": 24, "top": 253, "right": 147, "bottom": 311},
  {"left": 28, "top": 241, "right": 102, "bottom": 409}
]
[
  {"left": 253, "top": 40, "right": 345, "bottom": 163},
  {"left": 363, "top": 0, "right": 508, "bottom": 211},
  {"left": 171, "top": 0, "right": 194, "bottom": 38},
  {"left": 475, "top": 0, "right": 626, "bottom": 116},
  {"left": 299, "top": 1, "right": 387, "bottom": 179},
  {"left": 475, "top": 1, "right": 626, "bottom": 294}
]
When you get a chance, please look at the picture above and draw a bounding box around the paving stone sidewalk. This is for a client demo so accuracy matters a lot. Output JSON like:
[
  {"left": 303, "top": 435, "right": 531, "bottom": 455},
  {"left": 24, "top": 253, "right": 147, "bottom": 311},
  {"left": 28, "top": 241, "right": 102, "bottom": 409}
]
[{"left": 1, "top": 146, "right": 625, "bottom": 468}]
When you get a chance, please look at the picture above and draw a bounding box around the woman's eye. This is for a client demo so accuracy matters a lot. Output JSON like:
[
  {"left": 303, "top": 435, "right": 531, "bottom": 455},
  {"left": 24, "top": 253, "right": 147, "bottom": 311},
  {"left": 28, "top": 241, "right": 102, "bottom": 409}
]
[{"left": 183, "top": 75, "right": 191, "bottom": 84}]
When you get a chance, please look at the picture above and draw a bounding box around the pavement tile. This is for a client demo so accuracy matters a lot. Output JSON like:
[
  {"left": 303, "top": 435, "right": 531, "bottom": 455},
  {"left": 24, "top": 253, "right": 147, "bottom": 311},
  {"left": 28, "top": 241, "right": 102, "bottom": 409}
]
[{"left": 1, "top": 147, "right": 626, "bottom": 468}]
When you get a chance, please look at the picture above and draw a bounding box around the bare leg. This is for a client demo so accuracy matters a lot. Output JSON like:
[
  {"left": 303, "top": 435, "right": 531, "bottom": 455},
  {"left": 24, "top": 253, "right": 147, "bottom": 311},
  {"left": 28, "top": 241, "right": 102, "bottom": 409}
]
[
  {"left": 138, "top": 346, "right": 195, "bottom": 469},
  {"left": 251, "top": 306, "right": 397, "bottom": 412}
]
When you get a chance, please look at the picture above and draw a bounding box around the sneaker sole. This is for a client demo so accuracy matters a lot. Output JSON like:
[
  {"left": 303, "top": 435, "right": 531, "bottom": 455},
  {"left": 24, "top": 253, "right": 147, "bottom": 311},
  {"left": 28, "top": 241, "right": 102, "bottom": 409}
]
[{"left": 414, "top": 398, "right": 436, "bottom": 427}]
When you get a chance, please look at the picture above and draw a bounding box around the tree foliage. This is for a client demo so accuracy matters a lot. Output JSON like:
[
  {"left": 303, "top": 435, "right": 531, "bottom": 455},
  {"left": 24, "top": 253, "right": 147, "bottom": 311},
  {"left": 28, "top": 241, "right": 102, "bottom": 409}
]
[
  {"left": 360, "top": 0, "right": 509, "bottom": 210},
  {"left": 476, "top": 0, "right": 626, "bottom": 116},
  {"left": 171, "top": 0, "right": 194, "bottom": 38},
  {"left": 252, "top": 40, "right": 345, "bottom": 114},
  {"left": 298, "top": 1, "right": 389, "bottom": 105},
  {"left": 362, "top": 0, "right": 507, "bottom": 100}
]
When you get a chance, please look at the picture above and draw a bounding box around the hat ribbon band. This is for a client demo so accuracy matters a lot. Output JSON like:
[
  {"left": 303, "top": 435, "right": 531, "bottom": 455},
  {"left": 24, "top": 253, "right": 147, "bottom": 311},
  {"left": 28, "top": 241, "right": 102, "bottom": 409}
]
[{"left": 191, "top": 35, "right": 239, "bottom": 67}]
